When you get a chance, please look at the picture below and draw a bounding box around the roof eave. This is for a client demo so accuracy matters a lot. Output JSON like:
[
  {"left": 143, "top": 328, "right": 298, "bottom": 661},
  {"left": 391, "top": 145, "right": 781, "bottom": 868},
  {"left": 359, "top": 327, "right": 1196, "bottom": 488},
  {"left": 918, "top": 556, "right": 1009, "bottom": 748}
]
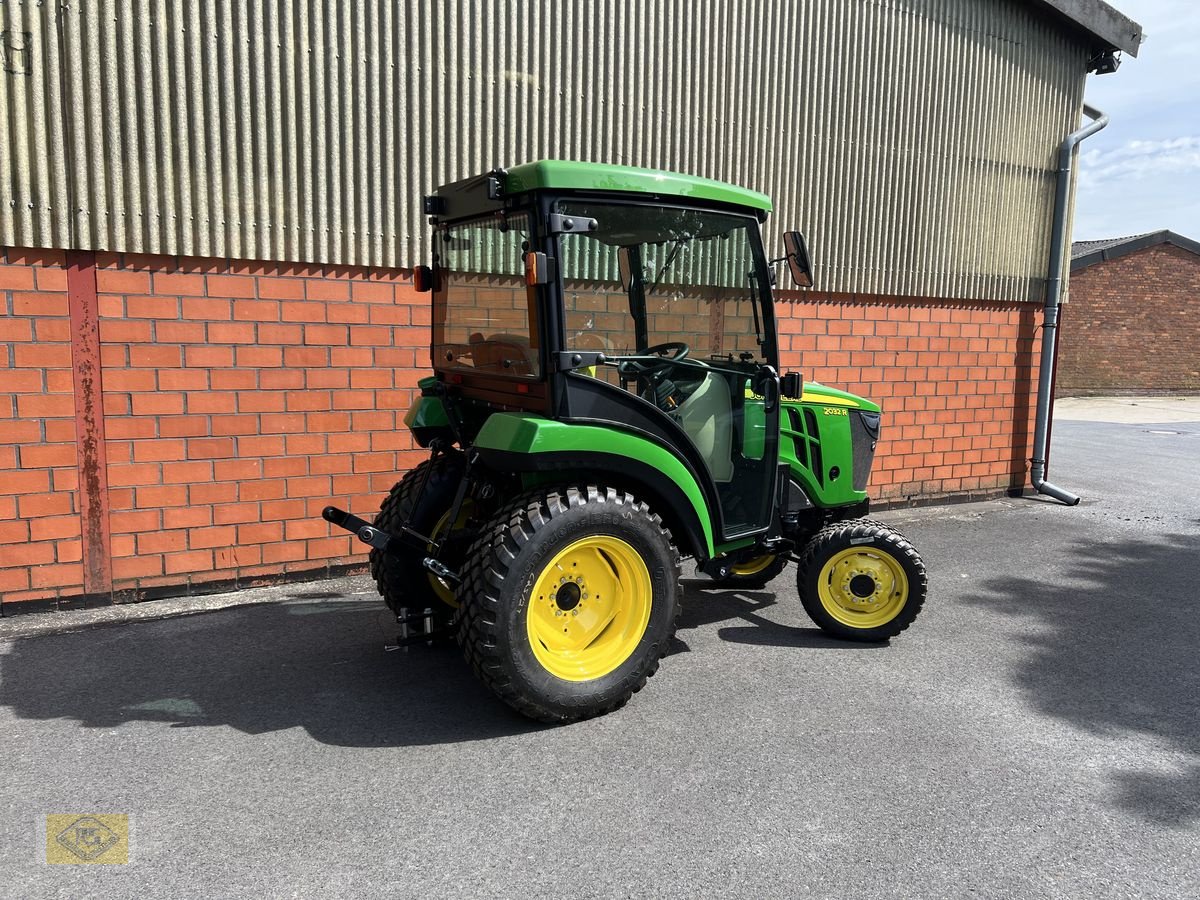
[{"left": 1036, "top": 0, "right": 1143, "bottom": 57}]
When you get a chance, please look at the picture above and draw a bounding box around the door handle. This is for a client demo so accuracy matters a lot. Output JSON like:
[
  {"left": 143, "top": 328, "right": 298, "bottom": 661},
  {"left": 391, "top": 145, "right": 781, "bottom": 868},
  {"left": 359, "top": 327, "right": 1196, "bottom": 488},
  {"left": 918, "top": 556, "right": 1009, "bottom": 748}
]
[{"left": 755, "top": 366, "right": 780, "bottom": 414}]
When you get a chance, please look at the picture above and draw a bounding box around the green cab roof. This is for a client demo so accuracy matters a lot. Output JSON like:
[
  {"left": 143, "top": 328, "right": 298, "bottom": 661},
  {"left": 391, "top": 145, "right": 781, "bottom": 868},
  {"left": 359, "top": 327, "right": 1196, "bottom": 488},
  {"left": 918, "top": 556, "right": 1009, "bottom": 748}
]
[{"left": 502, "top": 160, "right": 772, "bottom": 214}]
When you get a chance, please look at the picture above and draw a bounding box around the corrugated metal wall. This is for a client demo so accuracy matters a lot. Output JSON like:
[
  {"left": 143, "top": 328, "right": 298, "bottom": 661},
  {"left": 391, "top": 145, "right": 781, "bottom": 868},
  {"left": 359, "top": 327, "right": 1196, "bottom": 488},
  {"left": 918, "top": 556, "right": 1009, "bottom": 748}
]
[{"left": 1, "top": 0, "right": 1087, "bottom": 301}]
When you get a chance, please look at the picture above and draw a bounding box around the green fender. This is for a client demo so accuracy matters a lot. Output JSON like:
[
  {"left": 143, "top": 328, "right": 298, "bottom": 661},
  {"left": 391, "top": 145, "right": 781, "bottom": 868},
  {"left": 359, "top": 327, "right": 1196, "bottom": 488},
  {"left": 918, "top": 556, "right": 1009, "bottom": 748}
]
[
  {"left": 403, "top": 377, "right": 454, "bottom": 448},
  {"left": 403, "top": 394, "right": 450, "bottom": 430},
  {"left": 473, "top": 412, "right": 716, "bottom": 558}
]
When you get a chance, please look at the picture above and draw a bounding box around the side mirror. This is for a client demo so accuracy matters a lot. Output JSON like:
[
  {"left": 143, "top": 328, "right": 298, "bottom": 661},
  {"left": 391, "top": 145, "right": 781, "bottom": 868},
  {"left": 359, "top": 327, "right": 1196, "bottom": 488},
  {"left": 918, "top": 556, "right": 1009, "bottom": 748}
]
[
  {"left": 780, "top": 372, "right": 802, "bottom": 400},
  {"left": 782, "top": 232, "right": 813, "bottom": 288},
  {"left": 413, "top": 265, "right": 434, "bottom": 292}
]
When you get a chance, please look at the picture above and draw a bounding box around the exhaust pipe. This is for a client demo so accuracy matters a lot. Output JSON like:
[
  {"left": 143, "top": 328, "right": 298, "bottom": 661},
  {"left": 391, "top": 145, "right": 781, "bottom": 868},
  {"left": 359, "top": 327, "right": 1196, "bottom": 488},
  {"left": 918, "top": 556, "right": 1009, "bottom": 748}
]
[{"left": 1029, "top": 102, "right": 1108, "bottom": 506}]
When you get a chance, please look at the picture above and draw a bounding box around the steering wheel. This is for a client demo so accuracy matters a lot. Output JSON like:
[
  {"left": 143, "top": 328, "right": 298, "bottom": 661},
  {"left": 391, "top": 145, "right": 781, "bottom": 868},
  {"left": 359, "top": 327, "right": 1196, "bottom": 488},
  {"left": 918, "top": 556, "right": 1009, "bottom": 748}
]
[{"left": 617, "top": 341, "right": 691, "bottom": 377}]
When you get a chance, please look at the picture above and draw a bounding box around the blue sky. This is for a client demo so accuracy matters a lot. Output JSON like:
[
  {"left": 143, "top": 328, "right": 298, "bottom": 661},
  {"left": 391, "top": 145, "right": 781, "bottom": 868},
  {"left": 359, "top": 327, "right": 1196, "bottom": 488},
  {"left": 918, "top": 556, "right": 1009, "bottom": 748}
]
[{"left": 1073, "top": 0, "right": 1200, "bottom": 240}]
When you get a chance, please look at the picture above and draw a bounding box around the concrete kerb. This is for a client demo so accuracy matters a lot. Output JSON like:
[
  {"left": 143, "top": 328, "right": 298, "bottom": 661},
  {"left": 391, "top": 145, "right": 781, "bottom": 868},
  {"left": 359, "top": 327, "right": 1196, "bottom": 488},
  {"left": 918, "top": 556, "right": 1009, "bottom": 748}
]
[
  {"left": 0, "top": 574, "right": 373, "bottom": 641},
  {"left": 1054, "top": 395, "right": 1200, "bottom": 423}
]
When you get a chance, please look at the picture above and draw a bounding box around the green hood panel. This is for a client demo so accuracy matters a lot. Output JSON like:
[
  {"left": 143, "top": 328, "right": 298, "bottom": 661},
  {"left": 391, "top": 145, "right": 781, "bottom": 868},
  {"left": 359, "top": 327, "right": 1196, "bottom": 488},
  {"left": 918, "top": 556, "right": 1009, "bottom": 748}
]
[
  {"left": 778, "top": 383, "right": 878, "bottom": 506},
  {"left": 502, "top": 160, "right": 772, "bottom": 214},
  {"left": 474, "top": 413, "right": 716, "bottom": 555}
]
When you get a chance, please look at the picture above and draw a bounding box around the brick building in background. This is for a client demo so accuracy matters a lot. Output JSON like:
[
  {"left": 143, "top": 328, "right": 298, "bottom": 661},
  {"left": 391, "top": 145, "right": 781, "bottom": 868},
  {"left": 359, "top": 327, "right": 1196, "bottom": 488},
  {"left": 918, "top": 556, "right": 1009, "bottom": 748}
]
[
  {"left": 1058, "top": 231, "right": 1200, "bottom": 395},
  {"left": 0, "top": 0, "right": 1141, "bottom": 612}
]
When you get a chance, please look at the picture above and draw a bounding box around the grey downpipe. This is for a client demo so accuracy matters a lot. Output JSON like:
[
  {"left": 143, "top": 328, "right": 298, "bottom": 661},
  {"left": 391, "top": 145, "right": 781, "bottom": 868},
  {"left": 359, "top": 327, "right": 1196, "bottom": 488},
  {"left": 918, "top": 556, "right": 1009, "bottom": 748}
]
[{"left": 1030, "top": 102, "right": 1108, "bottom": 506}]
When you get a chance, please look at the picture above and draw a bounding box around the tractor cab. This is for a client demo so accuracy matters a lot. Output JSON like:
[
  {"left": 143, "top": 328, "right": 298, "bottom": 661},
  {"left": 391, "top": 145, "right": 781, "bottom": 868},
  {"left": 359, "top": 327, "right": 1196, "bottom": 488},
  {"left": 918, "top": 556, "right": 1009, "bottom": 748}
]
[
  {"left": 424, "top": 164, "right": 788, "bottom": 543},
  {"left": 322, "top": 161, "right": 927, "bottom": 724}
]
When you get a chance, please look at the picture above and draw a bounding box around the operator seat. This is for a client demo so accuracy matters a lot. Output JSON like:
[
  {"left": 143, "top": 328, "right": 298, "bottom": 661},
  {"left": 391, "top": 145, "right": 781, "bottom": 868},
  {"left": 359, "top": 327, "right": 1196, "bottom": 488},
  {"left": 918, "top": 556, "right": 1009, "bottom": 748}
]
[
  {"left": 676, "top": 371, "right": 734, "bottom": 483},
  {"left": 468, "top": 332, "right": 535, "bottom": 374}
]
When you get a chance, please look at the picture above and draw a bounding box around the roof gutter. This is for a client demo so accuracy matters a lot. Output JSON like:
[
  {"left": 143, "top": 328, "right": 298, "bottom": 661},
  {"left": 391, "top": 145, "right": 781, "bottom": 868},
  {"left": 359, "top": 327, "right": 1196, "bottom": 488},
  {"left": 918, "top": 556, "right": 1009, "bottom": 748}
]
[{"left": 1030, "top": 102, "right": 1108, "bottom": 506}]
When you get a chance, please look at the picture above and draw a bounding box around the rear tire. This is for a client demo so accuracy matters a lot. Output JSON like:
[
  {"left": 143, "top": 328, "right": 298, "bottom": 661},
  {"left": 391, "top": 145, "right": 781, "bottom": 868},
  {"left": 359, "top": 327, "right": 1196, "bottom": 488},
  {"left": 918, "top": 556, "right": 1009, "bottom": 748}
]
[
  {"left": 369, "top": 455, "right": 469, "bottom": 626},
  {"left": 796, "top": 518, "right": 926, "bottom": 642},
  {"left": 458, "top": 486, "right": 681, "bottom": 723}
]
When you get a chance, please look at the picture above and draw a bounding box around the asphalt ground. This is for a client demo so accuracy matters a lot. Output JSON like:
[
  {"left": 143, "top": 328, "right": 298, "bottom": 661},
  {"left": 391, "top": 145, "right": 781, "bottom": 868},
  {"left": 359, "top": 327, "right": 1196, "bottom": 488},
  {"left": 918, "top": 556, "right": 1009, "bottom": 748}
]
[{"left": 2, "top": 404, "right": 1198, "bottom": 898}]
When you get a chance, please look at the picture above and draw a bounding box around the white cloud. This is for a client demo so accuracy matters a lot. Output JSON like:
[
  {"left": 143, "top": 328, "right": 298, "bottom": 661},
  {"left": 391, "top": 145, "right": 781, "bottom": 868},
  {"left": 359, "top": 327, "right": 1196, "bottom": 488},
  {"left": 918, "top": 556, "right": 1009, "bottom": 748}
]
[{"left": 1079, "top": 137, "right": 1200, "bottom": 188}]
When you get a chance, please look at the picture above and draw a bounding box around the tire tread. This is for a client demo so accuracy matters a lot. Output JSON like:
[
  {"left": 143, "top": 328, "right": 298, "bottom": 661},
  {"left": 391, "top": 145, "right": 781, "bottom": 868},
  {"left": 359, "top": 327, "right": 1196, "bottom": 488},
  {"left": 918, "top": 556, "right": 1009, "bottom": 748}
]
[
  {"left": 794, "top": 517, "right": 927, "bottom": 641},
  {"left": 369, "top": 456, "right": 462, "bottom": 621},
  {"left": 458, "top": 485, "right": 682, "bottom": 724}
]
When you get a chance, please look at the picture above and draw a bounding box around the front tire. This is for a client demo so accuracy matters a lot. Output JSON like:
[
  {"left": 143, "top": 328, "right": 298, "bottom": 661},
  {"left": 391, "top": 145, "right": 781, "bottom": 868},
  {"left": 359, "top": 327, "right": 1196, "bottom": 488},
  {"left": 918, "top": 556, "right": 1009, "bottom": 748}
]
[
  {"left": 458, "top": 486, "right": 681, "bottom": 723},
  {"left": 796, "top": 519, "right": 926, "bottom": 642}
]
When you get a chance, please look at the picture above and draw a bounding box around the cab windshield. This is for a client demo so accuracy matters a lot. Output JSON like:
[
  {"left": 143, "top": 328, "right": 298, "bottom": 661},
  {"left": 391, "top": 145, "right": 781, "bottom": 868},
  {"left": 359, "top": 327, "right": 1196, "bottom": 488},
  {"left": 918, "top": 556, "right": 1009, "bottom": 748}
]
[{"left": 557, "top": 200, "right": 777, "bottom": 537}]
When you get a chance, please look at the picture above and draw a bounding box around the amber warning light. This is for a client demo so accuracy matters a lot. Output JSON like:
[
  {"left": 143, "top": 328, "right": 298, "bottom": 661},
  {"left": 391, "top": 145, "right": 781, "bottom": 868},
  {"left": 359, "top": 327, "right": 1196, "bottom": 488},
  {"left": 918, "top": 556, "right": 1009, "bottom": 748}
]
[{"left": 525, "top": 252, "right": 553, "bottom": 286}]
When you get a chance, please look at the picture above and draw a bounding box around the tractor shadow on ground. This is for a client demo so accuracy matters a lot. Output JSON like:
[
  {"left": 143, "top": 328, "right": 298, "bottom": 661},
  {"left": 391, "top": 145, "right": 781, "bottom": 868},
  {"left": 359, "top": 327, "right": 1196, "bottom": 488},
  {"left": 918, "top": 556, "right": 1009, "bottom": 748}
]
[
  {"left": 967, "top": 530, "right": 1200, "bottom": 826},
  {"left": 0, "top": 591, "right": 546, "bottom": 748},
  {"left": 676, "top": 579, "right": 888, "bottom": 651}
]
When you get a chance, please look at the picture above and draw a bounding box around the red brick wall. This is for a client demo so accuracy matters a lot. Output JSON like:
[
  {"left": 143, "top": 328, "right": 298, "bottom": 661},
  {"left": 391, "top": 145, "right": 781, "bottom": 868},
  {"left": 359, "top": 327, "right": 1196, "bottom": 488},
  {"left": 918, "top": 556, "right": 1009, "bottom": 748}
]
[
  {"left": 0, "top": 249, "right": 83, "bottom": 601},
  {"left": 2, "top": 247, "right": 429, "bottom": 611},
  {"left": 776, "top": 293, "right": 1041, "bottom": 501},
  {"left": 1058, "top": 244, "right": 1200, "bottom": 394},
  {"left": 1, "top": 246, "right": 1043, "bottom": 612}
]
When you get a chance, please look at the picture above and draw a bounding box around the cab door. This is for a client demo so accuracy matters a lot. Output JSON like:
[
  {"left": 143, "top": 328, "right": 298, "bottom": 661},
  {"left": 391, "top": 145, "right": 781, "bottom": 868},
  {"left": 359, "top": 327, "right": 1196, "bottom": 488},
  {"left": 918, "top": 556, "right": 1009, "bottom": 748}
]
[
  {"left": 555, "top": 200, "right": 781, "bottom": 541},
  {"left": 662, "top": 357, "right": 781, "bottom": 538}
]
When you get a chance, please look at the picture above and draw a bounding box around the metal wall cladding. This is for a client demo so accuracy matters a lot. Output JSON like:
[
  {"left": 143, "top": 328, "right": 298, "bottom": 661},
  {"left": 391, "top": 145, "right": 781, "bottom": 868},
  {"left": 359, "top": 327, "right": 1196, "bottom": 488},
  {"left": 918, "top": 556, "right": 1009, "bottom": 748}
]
[{"left": 1, "top": 0, "right": 1088, "bottom": 301}]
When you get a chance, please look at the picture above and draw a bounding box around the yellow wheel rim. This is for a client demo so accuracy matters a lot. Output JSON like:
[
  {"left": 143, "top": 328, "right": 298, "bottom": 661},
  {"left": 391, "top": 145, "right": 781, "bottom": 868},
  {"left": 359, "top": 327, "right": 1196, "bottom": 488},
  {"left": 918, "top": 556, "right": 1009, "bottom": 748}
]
[
  {"left": 730, "top": 554, "right": 777, "bottom": 577},
  {"left": 526, "top": 535, "right": 652, "bottom": 682},
  {"left": 817, "top": 546, "right": 909, "bottom": 629},
  {"left": 426, "top": 502, "right": 474, "bottom": 608}
]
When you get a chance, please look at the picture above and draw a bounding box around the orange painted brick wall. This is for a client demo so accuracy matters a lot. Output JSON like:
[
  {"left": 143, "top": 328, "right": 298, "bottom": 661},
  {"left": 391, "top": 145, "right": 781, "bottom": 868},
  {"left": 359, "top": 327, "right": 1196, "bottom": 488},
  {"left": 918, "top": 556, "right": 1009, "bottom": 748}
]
[
  {"left": 1, "top": 246, "right": 1043, "bottom": 612},
  {"left": 1057, "top": 245, "right": 1200, "bottom": 394},
  {"left": 0, "top": 248, "right": 83, "bottom": 601}
]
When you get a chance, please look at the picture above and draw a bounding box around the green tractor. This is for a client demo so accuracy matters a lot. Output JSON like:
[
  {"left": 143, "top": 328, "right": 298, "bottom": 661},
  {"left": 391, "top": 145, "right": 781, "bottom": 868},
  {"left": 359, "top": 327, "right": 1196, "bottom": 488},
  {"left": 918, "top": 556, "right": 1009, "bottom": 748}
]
[{"left": 323, "top": 160, "right": 927, "bottom": 723}]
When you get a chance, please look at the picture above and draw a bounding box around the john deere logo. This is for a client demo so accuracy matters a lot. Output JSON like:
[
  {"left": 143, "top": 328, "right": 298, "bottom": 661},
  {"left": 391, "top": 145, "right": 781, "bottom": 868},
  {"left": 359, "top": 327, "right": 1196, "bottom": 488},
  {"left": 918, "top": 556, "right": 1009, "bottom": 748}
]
[{"left": 46, "top": 814, "right": 128, "bottom": 865}]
